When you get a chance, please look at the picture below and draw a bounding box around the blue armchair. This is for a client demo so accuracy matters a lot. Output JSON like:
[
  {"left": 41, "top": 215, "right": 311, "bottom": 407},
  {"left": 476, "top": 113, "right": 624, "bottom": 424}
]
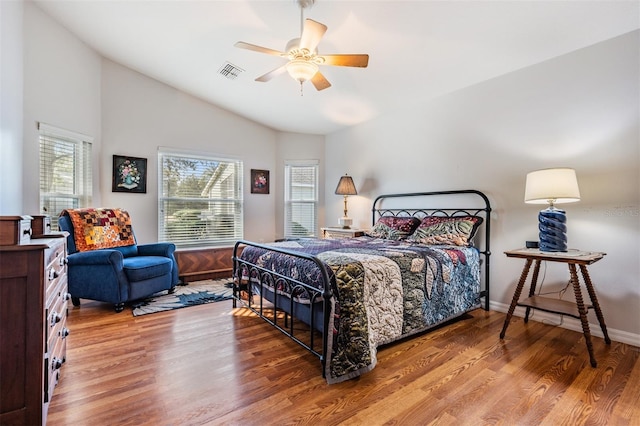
[{"left": 59, "top": 208, "right": 179, "bottom": 312}]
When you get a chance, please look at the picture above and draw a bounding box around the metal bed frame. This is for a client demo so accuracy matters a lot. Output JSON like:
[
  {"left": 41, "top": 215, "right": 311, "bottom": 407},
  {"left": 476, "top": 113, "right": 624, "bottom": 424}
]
[{"left": 232, "top": 189, "right": 492, "bottom": 378}]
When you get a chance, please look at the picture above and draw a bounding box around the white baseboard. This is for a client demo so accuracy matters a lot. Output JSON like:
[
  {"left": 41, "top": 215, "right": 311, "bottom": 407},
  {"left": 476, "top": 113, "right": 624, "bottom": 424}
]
[{"left": 490, "top": 300, "right": 640, "bottom": 348}]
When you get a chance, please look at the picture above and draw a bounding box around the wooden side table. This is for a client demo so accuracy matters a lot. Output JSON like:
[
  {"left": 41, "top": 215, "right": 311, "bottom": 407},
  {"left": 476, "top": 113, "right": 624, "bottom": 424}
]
[
  {"left": 500, "top": 248, "right": 611, "bottom": 367},
  {"left": 321, "top": 227, "right": 365, "bottom": 239}
]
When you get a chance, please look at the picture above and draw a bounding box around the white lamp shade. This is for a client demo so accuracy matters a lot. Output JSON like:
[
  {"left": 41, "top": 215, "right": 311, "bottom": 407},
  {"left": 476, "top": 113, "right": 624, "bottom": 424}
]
[
  {"left": 286, "top": 59, "right": 318, "bottom": 82},
  {"left": 524, "top": 168, "right": 581, "bottom": 205}
]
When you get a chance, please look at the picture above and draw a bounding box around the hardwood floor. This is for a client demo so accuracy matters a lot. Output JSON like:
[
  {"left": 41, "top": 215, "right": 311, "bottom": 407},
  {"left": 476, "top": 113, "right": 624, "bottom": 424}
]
[{"left": 47, "top": 297, "right": 640, "bottom": 425}]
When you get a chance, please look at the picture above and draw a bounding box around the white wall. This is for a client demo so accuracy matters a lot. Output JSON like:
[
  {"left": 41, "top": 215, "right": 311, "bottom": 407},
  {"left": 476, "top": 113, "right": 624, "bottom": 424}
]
[
  {"left": 101, "top": 60, "right": 280, "bottom": 244},
  {"left": 0, "top": 0, "right": 24, "bottom": 215},
  {"left": 325, "top": 31, "right": 640, "bottom": 344},
  {"left": 275, "top": 132, "right": 325, "bottom": 239},
  {"left": 22, "top": 1, "right": 102, "bottom": 216},
  {"left": 20, "top": 1, "right": 298, "bottom": 245}
]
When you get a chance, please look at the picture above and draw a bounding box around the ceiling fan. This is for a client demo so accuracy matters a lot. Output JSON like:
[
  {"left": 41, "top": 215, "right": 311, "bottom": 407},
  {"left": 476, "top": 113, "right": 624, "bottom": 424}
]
[{"left": 234, "top": 0, "right": 369, "bottom": 93}]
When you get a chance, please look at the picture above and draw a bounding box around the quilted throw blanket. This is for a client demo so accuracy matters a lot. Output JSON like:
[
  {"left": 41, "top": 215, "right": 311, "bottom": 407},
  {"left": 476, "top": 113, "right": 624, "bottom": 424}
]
[
  {"left": 240, "top": 237, "right": 481, "bottom": 384},
  {"left": 63, "top": 208, "right": 136, "bottom": 252}
]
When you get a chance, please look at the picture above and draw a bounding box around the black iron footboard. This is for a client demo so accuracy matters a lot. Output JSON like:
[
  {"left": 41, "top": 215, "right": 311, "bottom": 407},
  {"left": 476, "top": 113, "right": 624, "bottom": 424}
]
[{"left": 232, "top": 240, "right": 333, "bottom": 376}]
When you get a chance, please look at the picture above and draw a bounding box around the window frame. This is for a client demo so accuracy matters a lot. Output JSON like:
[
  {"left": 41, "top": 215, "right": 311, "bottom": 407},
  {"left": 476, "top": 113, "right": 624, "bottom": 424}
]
[
  {"left": 38, "top": 123, "right": 93, "bottom": 229},
  {"left": 284, "top": 160, "right": 319, "bottom": 238},
  {"left": 158, "top": 148, "right": 244, "bottom": 248}
]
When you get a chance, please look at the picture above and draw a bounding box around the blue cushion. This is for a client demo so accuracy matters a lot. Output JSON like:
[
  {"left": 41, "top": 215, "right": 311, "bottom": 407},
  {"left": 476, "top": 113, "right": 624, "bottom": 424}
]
[
  {"left": 123, "top": 256, "right": 172, "bottom": 282},
  {"left": 113, "top": 244, "right": 139, "bottom": 258}
]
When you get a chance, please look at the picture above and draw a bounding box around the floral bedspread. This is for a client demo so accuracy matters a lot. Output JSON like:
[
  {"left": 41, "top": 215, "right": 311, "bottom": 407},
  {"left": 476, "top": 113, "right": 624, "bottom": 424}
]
[{"left": 238, "top": 236, "right": 480, "bottom": 384}]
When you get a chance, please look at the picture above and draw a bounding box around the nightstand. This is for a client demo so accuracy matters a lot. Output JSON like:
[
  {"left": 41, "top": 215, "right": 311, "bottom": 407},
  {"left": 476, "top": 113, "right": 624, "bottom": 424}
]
[
  {"left": 321, "top": 227, "right": 365, "bottom": 239},
  {"left": 500, "top": 248, "right": 611, "bottom": 367}
]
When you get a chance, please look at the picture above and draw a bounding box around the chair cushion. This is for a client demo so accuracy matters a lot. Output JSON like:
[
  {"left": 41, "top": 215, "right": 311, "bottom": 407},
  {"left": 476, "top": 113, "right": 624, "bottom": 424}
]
[
  {"left": 113, "top": 245, "right": 139, "bottom": 258},
  {"left": 123, "top": 256, "right": 173, "bottom": 282}
]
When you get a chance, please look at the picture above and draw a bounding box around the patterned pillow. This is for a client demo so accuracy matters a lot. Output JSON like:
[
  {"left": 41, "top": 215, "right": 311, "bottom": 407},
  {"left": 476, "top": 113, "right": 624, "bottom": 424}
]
[
  {"left": 407, "top": 216, "right": 483, "bottom": 246},
  {"left": 367, "top": 216, "right": 421, "bottom": 240}
]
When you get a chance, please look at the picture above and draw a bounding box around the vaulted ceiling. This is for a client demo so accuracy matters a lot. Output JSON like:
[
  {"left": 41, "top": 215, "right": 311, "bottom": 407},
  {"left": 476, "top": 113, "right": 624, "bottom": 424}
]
[{"left": 34, "top": 1, "right": 639, "bottom": 135}]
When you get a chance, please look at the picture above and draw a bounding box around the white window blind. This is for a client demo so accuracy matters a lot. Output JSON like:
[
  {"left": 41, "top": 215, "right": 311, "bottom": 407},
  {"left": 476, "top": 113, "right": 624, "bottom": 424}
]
[
  {"left": 284, "top": 161, "right": 318, "bottom": 237},
  {"left": 158, "top": 149, "right": 243, "bottom": 247},
  {"left": 39, "top": 123, "right": 93, "bottom": 230}
]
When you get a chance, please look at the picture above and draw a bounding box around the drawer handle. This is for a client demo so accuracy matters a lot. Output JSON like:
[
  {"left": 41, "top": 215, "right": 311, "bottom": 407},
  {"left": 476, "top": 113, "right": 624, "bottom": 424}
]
[
  {"left": 23, "top": 228, "right": 32, "bottom": 236},
  {"left": 50, "top": 312, "right": 62, "bottom": 326},
  {"left": 64, "top": 292, "right": 72, "bottom": 301},
  {"left": 60, "top": 257, "right": 68, "bottom": 266},
  {"left": 59, "top": 327, "right": 70, "bottom": 339},
  {"left": 51, "top": 357, "right": 65, "bottom": 371},
  {"left": 48, "top": 269, "right": 59, "bottom": 281}
]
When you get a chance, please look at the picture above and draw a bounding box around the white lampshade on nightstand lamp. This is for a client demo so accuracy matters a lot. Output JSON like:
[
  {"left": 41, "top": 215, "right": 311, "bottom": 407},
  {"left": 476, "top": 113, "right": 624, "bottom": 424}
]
[
  {"left": 525, "top": 168, "right": 581, "bottom": 252},
  {"left": 335, "top": 174, "right": 357, "bottom": 229}
]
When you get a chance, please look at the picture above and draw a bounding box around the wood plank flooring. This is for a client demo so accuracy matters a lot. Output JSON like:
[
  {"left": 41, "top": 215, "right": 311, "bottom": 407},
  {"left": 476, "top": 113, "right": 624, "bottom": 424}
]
[{"left": 47, "top": 297, "right": 640, "bottom": 425}]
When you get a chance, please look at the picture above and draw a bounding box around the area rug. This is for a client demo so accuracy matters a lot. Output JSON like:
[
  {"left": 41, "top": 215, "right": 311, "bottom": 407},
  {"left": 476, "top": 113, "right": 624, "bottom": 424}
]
[{"left": 132, "top": 278, "right": 233, "bottom": 316}]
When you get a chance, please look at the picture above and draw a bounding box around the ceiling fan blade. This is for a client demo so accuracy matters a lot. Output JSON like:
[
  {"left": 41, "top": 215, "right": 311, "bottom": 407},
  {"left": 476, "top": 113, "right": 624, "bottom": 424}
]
[
  {"left": 299, "top": 19, "right": 327, "bottom": 52},
  {"left": 235, "top": 41, "right": 284, "bottom": 57},
  {"left": 321, "top": 54, "right": 369, "bottom": 68},
  {"left": 255, "top": 64, "right": 288, "bottom": 82},
  {"left": 311, "top": 71, "right": 331, "bottom": 91}
]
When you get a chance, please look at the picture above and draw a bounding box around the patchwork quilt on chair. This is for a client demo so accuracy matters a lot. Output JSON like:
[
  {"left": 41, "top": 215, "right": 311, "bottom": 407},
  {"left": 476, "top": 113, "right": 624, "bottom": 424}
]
[{"left": 63, "top": 208, "right": 135, "bottom": 252}]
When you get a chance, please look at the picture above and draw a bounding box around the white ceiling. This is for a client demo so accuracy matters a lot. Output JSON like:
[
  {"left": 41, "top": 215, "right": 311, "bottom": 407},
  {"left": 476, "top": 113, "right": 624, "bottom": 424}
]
[{"left": 34, "top": 0, "right": 639, "bottom": 135}]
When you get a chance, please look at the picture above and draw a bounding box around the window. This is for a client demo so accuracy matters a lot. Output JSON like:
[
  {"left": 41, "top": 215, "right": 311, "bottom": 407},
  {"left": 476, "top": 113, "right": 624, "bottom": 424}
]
[
  {"left": 284, "top": 161, "right": 318, "bottom": 237},
  {"left": 158, "top": 149, "right": 243, "bottom": 247},
  {"left": 39, "top": 123, "right": 93, "bottom": 229}
]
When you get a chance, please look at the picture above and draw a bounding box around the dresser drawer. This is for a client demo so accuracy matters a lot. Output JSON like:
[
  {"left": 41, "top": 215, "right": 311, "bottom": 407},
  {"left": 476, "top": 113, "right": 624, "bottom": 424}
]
[
  {"left": 45, "top": 243, "right": 67, "bottom": 299},
  {"left": 44, "top": 240, "right": 66, "bottom": 269},
  {"left": 46, "top": 290, "right": 68, "bottom": 353},
  {"left": 0, "top": 215, "right": 32, "bottom": 245},
  {"left": 46, "top": 269, "right": 68, "bottom": 310},
  {"left": 31, "top": 215, "right": 52, "bottom": 237},
  {"left": 47, "top": 318, "right": 69, "bottom": 358},
  {"left": 45, "top": 337, "right": 66, "bottom": 403}
]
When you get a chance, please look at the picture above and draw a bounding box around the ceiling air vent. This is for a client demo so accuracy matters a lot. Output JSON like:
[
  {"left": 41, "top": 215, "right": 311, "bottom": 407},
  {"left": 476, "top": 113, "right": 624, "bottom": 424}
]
[{"left": 218, "top": 62, "right": 244, "bottom": 80}]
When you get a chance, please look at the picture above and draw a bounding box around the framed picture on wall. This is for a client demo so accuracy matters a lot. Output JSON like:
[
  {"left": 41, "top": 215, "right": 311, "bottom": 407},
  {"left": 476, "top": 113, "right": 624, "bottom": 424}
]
[
  {"left": 251, "top": 169, "right": 269, "bottom": 194},
  {"left": 112, "top": 155, "right": 147, "bottom": 193}
]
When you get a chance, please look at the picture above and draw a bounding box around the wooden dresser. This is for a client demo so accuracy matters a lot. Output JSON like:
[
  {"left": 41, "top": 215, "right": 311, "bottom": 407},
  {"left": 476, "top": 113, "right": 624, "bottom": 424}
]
[{"left": 0, "top": 235, "right": 69, "bottom": 425}]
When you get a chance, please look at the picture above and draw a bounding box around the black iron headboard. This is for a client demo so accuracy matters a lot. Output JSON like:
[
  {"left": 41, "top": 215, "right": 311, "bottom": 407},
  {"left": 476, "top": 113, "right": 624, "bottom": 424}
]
[{"left": 371, "top": 189, "right": 492, "bottom": 310}]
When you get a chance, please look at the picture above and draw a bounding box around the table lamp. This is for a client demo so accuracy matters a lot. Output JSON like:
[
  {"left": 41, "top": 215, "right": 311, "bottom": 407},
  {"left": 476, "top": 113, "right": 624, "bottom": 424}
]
[
  {"left": 335, "top": 174, "right": 357, "bottom": 229},
  {"left": 524, "top": 168, "right": 580, "bottom": 252}
]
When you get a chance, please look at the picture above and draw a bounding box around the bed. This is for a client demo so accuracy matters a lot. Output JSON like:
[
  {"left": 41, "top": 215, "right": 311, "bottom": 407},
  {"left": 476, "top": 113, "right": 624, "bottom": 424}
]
[{"left": 232, "top": 190, "right": 491, "bottom": 384}]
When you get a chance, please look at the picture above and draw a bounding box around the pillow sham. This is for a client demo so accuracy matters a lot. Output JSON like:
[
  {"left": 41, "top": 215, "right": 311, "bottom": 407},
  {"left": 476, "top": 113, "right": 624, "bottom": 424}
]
[
  {"left": 407, "top": 215, "right": 483, "bottom": 246},
  {"left": 367, "top": 216, "right": 421, "bottom": 240}
]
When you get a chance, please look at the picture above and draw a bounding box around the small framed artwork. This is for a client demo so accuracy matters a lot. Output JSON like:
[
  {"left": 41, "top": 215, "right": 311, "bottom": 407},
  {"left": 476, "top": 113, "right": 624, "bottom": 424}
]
[
  {"left": 251, "top": 169, "right": 270, "bottom": 194},
  {"left": 112, "top": 155, "right": 147, "bottom": 193}
]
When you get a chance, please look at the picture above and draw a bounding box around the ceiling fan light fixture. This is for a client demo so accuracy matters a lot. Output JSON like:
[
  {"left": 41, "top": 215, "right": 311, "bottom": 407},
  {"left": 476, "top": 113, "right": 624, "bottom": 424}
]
[
  {"left": 234, "top": 2, "right": 369, "bottom": 92},
  {"left": 286, "top": 59, "right": 318, "bottom": 82}
]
